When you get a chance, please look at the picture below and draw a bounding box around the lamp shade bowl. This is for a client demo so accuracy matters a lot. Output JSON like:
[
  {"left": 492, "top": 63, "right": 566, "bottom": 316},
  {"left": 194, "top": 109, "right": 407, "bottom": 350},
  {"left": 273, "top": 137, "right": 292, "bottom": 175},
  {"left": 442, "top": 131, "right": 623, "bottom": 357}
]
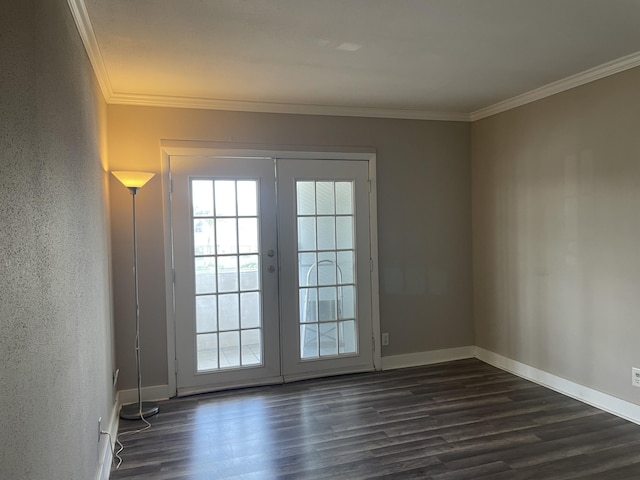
[{"left": 112, "top": 171, "right": 155, "bottom": 189}]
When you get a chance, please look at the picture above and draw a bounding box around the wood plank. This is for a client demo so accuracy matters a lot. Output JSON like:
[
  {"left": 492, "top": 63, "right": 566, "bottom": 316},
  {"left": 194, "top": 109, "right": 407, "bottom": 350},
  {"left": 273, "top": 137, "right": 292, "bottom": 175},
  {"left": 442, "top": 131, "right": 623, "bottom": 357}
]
[{"left": 111, "top": 359, "right": 640, "bottom": 479}]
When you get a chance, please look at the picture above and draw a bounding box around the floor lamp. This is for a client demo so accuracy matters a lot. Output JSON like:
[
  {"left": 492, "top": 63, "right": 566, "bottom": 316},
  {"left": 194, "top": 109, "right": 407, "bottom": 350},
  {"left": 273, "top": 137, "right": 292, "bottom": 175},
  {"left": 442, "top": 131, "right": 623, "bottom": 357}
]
[{"left": 112, "top": 171, "right": 160, "bottom": 420}]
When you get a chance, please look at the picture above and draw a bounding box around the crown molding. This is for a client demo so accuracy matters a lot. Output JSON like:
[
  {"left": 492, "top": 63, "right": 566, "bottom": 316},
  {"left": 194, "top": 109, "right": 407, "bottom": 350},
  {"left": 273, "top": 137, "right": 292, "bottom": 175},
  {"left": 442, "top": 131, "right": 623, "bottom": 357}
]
[
  {"left": 67, "top": 0, "right": 114, "bottom": 101},
  {"left": 108, "top": 92, "right": 470, "bottom": 121},
  {"left": 68, "top": 0, "right": 640, "bottom": 124},
  {"left": 470, "top": 51, "right": 640, "bottom": 121},
  {"left": 66, "top": 0, "right": 468, "bottom": 122}
]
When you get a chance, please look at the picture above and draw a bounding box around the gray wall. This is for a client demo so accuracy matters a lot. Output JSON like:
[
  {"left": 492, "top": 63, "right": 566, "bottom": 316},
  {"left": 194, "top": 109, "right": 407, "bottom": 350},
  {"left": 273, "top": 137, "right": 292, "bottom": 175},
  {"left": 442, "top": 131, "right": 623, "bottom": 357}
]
[
  {"left": 472, "top": 66, "right": 640, "bottom": 403},
  {"left": 0, "top": 1, "right": 114, "bottom": 478},
  {"left": 107, "top": 106, "right": 474, "bottom": 389}
]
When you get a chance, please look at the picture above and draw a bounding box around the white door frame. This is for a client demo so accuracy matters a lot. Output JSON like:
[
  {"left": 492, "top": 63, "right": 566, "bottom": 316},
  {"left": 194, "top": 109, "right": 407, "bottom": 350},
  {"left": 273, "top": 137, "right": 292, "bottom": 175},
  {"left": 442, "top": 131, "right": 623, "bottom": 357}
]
[{"left": 160, "top": 141, "right": 381, "bottom": 397}]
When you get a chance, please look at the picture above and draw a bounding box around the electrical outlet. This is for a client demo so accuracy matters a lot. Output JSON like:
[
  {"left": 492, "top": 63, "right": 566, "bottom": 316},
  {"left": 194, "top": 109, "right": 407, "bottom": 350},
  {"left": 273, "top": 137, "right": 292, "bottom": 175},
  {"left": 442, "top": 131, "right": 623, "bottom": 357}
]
[
  {"left": 98, "top": 417, "right": 102, "bottom": 443},
  {"left": 382, "top": 332, "right": 389, "bottom": 346},
  {"left": 632, "top": 368, "right": 640, "bottom": 388}
]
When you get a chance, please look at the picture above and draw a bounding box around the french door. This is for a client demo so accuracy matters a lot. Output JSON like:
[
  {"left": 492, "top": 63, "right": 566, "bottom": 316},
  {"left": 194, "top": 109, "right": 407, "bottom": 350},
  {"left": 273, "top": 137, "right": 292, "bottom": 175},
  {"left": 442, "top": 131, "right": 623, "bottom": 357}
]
[
  {"left": 171, "top": 155, "right": 373, "bottom": 395},
  {"left": 277, "top": 159, "right": 373, "bottom": 379}
]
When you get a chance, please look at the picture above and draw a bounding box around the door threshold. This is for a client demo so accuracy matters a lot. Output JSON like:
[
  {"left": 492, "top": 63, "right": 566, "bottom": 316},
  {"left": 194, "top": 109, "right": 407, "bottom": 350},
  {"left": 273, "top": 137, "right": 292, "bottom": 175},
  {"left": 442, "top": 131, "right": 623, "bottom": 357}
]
[
  {"left": 177, "top": 375, "right": 284, "bottom": 397},
  {"left": 283, "top": 365, "right": 374, "bottom": 384}
]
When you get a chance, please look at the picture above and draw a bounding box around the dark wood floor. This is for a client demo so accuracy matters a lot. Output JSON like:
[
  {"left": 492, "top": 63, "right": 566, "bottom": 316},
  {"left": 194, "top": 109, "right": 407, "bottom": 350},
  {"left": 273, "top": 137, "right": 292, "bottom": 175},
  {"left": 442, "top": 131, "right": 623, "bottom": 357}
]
[{"left": 110, "top": 359, "right": 640, "bottom": 479}]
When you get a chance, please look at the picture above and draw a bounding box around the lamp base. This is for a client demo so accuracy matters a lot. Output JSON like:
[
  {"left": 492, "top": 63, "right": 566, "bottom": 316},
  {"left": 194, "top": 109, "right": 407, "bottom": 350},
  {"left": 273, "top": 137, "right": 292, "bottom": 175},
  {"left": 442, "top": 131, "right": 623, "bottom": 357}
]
[{"left": 119, "top": 401, "right": 159, "bottom": 420}]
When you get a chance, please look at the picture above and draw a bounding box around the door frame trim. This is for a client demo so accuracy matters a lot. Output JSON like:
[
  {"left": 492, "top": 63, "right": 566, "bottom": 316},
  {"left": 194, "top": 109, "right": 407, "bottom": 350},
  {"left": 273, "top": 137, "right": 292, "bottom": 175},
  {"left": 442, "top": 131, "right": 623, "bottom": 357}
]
[{"left": 160, "top": 141, "right": 381, "bottom": 397}]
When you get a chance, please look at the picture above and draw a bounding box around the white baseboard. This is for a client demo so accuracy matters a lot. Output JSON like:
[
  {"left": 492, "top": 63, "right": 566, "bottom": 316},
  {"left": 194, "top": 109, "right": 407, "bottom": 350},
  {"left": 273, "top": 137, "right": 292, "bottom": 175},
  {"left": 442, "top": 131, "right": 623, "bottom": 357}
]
[
  {"left": 382, "top": 345, "right": 640, "bottom": 426},
  {"left": 381, "top": 346, "right": 475, "bottom": 370},
  {"left": 118, "top": 384, "right": 171, "bottom": 406},
  {"left": 95, "top": 396, "right": 119, "bottom": 480},
  {"left": 112, "top": 350, "right": 640, "bottom": 436},
  {"left": 475, "top": 347, "right": 640, "bottom": 426}
]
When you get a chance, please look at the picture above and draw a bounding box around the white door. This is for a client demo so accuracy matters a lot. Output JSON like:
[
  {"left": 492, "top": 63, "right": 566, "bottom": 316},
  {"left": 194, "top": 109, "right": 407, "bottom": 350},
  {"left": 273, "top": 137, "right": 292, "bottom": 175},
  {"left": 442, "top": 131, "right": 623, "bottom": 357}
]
[
  {"left": 171, "top": 156, "right": 281, "bottom": 395},
  {"left": 171, "top": 155, "right": 374, "bottom": 395},
  {"left": 278, "top": 159, "right": 373, "bottom": 380}
]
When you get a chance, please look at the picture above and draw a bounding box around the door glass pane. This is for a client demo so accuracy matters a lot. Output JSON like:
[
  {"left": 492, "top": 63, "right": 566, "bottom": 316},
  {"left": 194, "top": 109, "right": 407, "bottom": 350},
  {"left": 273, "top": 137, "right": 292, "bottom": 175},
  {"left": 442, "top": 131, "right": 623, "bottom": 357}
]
[
  {"left": 300, "top": 324, "right": 319, "bottom": 359},
  {"left": 219, "top": 331, "right": 240, "bottom": 368},
  {"left": 337, "top": 251, "right": 354, "bottom": 284},
  {"left": 320, "top": 322, "right": 338, "bottom": 356},
  {"left": 197, "top": 333, "right": 218, "bottom": 371},
  {"left": 218, "top": 293, "right": 239, "bottom": 330},
  {"left": 238, "top": 218, "right": 258, "bottom": 253},
  {"left": 295, "top": 180, "right": 358, "bottom": 360},
  {"left": 196, "top": 295, "right": 217, "bottom": 333},
  {"left": 297, "top": 217, "right": 316, "bottom": 251},
  {"left": 190, "top": 178, "right": 264, "bottom": 373},
  {"left": 317, "top": 217, "right": 336, "bottom": 250},
  {"left": 215, "top": 180, "right": 236, "bottom": 216},
  {"left": 317, "top": 252, "right": 337, "bottom": 285},
  {"left": 299, "top": 288, "right": 317, "bottom": 323},
  {"left": 316, "top": 182, "right": 335, "bottom": 214},
  {"left": 195, "top": 257, "right": 216, "bottom": 294},
  {"left": 318, "top": 287, "right": 337, "bottom": 321},
  {"left": 216, "top": 218, "right": 238, "bottom": 254},
  {"left": 298, "top": 252, "right": 317, "bottom": 287},
  {"left": 335, "top": 182, "right": 353, "bottom": 214},
  {"left": 339, "top": 320, "right": 356, "bottom": 354},
  {"left": 240, "top": 292, "right": 260, "bottom": 328},
  {"left": 336, "top": 217, "right": 353, "bottom": 250},
  {"left": 217, "top": 256, "right": 238, "bottom": 293},
  {"left": 237, "top": 181, "right": 257, "bottom": 216},
  {"left": 193, "top": 219, "right": 215, "bottom": 255},
  {"left": 192, "top": 180, "right": 214, "bottom": 217},
  {"left": 297, "top": 182, "right": 316, "bottom": 215},
  {"left": 340, "top": 285, "right": 355, "bottom": 320},
  {"left": 239, "top": 255, "right": 259, "bottom": 290},
  {"left": 241, "top": 329, "right": 261, "bottom": 365}
]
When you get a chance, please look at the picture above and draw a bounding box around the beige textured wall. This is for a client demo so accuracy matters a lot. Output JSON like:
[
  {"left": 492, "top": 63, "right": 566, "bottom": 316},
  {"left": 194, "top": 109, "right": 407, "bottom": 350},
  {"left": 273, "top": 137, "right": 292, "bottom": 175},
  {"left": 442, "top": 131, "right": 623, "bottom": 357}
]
[
  {"left": 472, "top": 67, "right": 640, "bottom": 402},
  {"left": 0, "top": 1, "right": 114, "bottom": 478},
  {"left": 108, "top": 106, "right": 474, "bottom": 389}
]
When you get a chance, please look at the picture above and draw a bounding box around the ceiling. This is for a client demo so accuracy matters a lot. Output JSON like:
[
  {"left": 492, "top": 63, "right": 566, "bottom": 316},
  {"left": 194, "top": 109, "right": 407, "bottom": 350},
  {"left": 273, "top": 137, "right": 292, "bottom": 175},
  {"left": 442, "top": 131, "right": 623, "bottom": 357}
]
[{"left": 74, "top": 0, "right": 640, "bottom": 121}]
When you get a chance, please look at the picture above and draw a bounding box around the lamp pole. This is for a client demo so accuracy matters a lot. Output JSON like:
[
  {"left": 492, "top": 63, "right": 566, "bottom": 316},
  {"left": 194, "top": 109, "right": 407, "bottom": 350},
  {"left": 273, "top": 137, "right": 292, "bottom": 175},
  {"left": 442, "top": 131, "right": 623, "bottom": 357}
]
[{"left": 112, "top": 171, "right": 159, "bottom": 420}]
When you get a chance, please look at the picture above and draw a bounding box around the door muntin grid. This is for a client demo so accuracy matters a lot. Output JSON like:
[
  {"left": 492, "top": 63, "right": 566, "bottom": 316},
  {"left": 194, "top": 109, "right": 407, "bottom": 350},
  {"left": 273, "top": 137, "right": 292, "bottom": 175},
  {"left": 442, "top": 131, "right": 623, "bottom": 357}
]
[
  {"left": 191, "top": 178, "right": 263, "bottom": 372},
  {"left": 296, "top": 180, "right": 358, "bottom": 360}
]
